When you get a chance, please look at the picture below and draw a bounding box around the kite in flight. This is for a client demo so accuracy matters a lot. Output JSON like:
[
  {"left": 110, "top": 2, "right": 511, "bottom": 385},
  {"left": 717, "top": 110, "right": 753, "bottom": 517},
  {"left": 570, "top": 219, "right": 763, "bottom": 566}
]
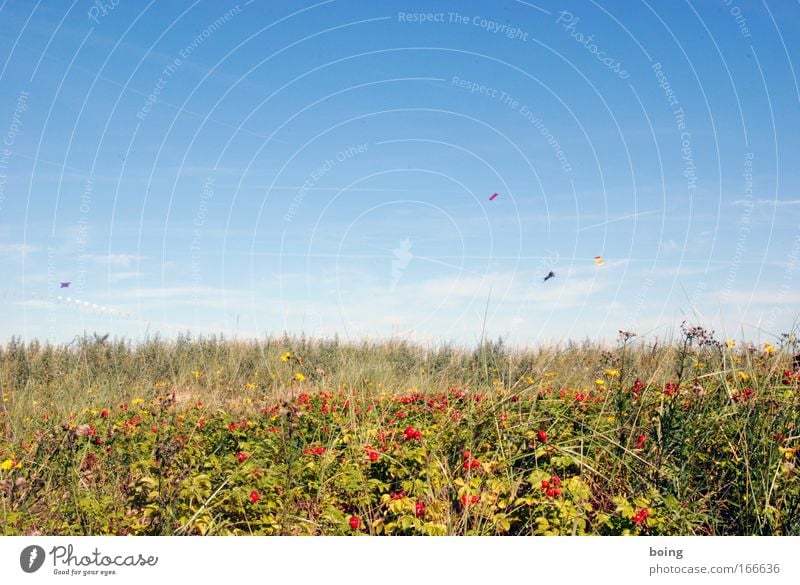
[
  {"left": 60, "top": 282, "right": 71, "bottom": 288},
  {"left": 543, "top": 271, "right": 555, "bottom": 282},
  {"left": 489, "top": 193, "right": 499, "bottom": 201},
  {"left": 594, "top": 256, "right": 604, "bottom": 266}
]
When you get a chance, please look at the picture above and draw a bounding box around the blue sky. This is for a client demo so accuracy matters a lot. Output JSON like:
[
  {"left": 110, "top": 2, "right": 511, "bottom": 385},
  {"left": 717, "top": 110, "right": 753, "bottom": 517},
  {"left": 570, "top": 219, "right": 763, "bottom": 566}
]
[{"left": 0, "top": 0, "right": 798, "bottom": 346}]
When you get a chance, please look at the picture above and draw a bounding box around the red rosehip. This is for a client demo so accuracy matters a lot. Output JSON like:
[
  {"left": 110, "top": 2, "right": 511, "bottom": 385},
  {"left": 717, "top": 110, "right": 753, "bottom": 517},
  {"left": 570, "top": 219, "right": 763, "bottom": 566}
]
[
  {"left": 403, "top": 426, "right": 421, "bottom": 441},
  {"left": 349, "top": 515, "right": 361, "bottom": 530},
  {"left": 463, "top": 458, "right": 480, "bottom": 471},
  {"left": 415, "top": 501, "right": 426, "bottom": 518},
  {"left": 632, "top": 509, "right": 649, "bottom": 524},
  {"left": 236, "top": 451, "right": 248, "bottom": 463},
  {"left": 537, "top": 430, "right": 548, "bottom": 443},
  {"left": 249, "top": 490, "right": 260, "bottom": 503}
]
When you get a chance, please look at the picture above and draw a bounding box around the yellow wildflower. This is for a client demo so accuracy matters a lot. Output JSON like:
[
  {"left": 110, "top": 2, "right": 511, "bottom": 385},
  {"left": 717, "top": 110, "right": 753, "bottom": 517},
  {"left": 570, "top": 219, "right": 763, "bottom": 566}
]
[
  {"left": 737, "top": 371, "right": 749, "bottom": 381},
  {"left": 294, "top": 373, "right": 306, "bottom": 382},
  {"left": 191, "top": 371, "right": 202, "bottom": 380},
  {"left": 545, "top": 372, "right": 557, "bottom": 378},
  {"left": 605, "top": 369, "right": 620, "bottom": 377},
  {"left": 281, "top": 352, "right": 291, "bottom": 363},
  {"left": 595, "top": 379, "right": 606, "bottom": 386},
  {"left": 131, "top": 398, "right": 144, "bottom": 405},
  {"left": 0, "top": 458, "right": 15, "bottom": 471},
  {"left": 725, "top": 339, "right": 736, "bottom": 349},
  {"left": 765, "top": 343, "right": 776, "bottom": 354}
]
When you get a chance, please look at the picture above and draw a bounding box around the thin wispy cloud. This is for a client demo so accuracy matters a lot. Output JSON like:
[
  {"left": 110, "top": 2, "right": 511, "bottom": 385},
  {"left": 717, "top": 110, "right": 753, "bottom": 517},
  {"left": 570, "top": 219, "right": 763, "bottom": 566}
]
[
  {"left": 88, "top": 254, "right": 144, "bottom": 267},
  {"left": 577, "top": 210, "right": 660, "bottom": 232},
  {"left": 730, "top": 199, "right": 800, "bottom": 207},
  {"left": 0, "top": 243, "right": 39, "bottom": 256}
]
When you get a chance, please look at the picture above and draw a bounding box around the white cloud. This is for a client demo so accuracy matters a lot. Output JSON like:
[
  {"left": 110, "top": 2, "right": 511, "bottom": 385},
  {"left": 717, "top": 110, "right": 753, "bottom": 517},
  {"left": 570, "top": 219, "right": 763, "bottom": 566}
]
[
  {"left": 89, "top": 254, "right": 143, "bottom": 267},
  {"left": 0, "top": 243, "right": 39, "bottom": 256},
  {"left": 110, "top": 271, "right": 141, "bottom": 282},
  {"left": 113, "top": 286, "right": 227, "bottom": 299},
  {"left": 707, "top": 289, "right": 800, "bottom": 306},
  {"left": 660, "top": 239, "right": 680, "bottom": 254},
  {"left": 730, "top": 199, "right": 800, "bottom": 207}
]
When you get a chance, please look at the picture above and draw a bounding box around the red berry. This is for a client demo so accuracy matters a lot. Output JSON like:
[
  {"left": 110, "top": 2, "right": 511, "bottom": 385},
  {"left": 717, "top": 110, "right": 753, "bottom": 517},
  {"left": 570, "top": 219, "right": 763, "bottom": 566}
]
[{"left": 349, "top": 515, "right": 361, "bottom": 530}]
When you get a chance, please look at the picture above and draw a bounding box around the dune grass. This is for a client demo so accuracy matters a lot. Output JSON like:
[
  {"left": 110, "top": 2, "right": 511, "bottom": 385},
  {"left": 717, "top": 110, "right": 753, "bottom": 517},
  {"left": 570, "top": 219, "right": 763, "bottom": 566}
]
[{"left": 0, "top": 327, "right": 798, "bottom": 535}]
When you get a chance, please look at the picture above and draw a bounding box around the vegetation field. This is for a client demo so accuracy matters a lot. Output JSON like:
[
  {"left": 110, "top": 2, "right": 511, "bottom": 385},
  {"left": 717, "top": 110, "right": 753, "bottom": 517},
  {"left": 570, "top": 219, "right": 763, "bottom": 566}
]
[{"left": 1, "top": 326, "right": 799, "bottom": 535}]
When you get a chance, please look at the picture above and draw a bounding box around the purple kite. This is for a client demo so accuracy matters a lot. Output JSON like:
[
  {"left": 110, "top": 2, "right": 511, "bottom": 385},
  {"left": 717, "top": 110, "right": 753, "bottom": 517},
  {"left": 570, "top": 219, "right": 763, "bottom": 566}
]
[{"left": 60, "top": 282, "right": 71, "bottom": 288}]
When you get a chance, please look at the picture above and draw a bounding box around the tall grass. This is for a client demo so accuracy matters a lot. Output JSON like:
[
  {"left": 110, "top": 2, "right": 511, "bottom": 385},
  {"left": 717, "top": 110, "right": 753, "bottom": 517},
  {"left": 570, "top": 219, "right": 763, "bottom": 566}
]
[{"left": 0, "top": 329, "right": 798, "bottom": 535}]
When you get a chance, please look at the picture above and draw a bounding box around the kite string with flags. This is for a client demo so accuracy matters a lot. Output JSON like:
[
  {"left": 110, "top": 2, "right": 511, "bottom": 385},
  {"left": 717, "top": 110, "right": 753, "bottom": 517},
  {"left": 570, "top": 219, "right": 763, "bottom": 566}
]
[
  {"left": 1, "top": 288, "right": 132, "bottom": 318},
  {"left": 0, "top": 288, "right": 188, "bottom": 333}
]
